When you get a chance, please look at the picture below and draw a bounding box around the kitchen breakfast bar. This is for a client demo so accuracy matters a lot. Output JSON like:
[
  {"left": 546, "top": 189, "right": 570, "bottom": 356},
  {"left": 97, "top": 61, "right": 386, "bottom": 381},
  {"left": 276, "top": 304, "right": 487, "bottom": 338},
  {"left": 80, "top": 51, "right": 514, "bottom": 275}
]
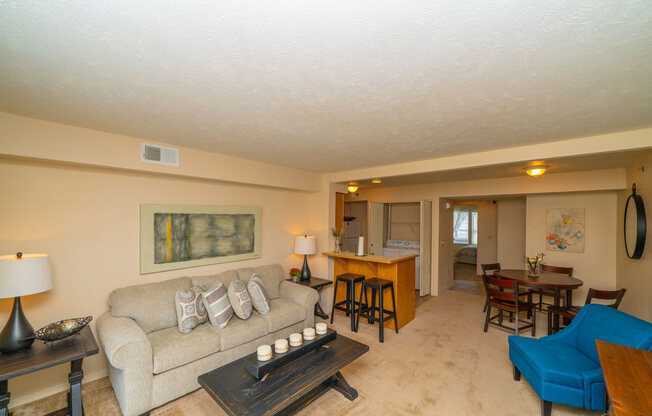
[{"left": 322, "top": 251, "right": 417, "bottom": 330}]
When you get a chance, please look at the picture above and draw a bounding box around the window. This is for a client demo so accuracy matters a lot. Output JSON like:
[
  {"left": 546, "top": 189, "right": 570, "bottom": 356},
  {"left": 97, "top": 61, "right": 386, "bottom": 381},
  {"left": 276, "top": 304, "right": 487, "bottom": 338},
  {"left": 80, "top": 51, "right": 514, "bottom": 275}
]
[{"left": 453, "top": 206, "right": 478, "bottom": 245}]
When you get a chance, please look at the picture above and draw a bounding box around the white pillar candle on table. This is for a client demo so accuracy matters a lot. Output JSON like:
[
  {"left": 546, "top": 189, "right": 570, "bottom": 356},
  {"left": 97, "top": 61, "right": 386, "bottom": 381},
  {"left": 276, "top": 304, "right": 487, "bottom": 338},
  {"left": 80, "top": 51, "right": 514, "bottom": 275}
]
[
  {"left": 274, "top": 339, "right": 288, "bottom": 353},
  {"left": 315, "top": 323, "right": 327, "bottom": 334},
  {"left": 357, "top": 236, "right": 364, "bottom": 256},
  {"left": 257, "top": 345, "right": 272, "bottom": 361},
  {"left": 289, "top": 333, "right": 302, "bottom": 346},
  {"left": 303, "top": 327, "right": 315, "bottom": 340}
]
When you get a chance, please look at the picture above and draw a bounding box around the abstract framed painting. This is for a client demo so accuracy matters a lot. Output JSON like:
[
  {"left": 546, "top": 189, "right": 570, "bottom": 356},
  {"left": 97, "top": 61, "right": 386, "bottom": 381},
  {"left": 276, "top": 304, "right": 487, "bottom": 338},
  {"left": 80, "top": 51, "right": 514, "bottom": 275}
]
[
  {"left": 140, "top": 204, "right": 261, "bottom": 274},
  {"left": 545, "top": 208, "right": 585, "bottom": 253}
]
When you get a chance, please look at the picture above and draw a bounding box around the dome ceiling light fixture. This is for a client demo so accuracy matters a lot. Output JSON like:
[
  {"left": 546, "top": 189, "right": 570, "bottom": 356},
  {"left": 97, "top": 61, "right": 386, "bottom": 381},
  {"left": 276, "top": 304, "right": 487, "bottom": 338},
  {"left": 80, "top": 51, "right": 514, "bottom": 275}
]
[
  {"left": 524, "top": 164, "right": 549, "bottom": 177},
  {"left": 347, "top": 182, "right": 359, "bottom": 193}
]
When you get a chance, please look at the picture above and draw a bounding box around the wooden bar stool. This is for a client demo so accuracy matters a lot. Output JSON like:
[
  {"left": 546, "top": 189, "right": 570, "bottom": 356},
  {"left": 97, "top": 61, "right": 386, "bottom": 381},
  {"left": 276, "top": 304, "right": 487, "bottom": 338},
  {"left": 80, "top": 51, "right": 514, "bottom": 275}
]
[
  {"left": 355, "top": 278, "right": 398, "bottom": 343},
  {"left": 331, "top": 273, "right": 366, "bottom": 331}
]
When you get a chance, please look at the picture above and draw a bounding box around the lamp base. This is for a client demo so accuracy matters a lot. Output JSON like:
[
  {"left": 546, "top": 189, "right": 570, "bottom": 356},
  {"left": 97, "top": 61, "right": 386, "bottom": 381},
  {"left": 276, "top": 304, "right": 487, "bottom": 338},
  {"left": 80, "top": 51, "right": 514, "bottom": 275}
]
[
  {"left": 0, "top": 297, "right": 35, "bottom": 354},
  {"left": 300, "top": 255, "right": 311, "bottom": 281}
]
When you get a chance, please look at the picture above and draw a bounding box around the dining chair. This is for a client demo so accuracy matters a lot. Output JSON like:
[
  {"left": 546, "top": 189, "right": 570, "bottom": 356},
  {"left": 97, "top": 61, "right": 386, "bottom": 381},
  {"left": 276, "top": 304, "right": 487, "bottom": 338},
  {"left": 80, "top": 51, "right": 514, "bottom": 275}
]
[
  {"left": 482, "top": 274, "right": 537, "bottom": 336},
  {"left": 532, "top": 265, "right": 574, "bottom": 311},
  {"left": 481, "top": 263, "right": 501, "bottom": 313},
  {"left": 547, "top": 288, "right": 627, "bottom": 335}
]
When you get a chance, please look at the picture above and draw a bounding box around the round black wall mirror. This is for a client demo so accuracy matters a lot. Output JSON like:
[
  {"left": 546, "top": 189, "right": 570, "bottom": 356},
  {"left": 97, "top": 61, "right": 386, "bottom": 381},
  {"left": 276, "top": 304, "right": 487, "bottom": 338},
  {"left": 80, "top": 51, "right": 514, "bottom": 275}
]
[{"left": 624, "top": 183, "right": 646, "bottom": 259}]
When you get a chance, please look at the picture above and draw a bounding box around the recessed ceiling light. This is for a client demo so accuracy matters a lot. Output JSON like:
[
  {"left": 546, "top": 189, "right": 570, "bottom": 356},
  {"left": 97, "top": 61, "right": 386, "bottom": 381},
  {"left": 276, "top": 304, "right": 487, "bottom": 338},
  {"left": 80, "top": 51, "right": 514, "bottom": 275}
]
[
  {"left": 347, "top": 182, "right": 359, "bottom": 193},
  {"left": 524, "top": 165, "right": 548, "bottom": 177},
  {"left": 371, "top": 179, "right": 382, "bottom": 184}
]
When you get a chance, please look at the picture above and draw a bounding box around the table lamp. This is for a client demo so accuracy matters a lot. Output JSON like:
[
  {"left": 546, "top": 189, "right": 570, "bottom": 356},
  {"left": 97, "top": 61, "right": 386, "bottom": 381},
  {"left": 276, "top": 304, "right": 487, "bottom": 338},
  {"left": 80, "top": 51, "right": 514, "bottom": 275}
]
[
  {"left": 294, "top": 235, "right": 316, "bottom": 281},
  {"left": 0, "top": 252, "right": 53, "bottom": 353}
]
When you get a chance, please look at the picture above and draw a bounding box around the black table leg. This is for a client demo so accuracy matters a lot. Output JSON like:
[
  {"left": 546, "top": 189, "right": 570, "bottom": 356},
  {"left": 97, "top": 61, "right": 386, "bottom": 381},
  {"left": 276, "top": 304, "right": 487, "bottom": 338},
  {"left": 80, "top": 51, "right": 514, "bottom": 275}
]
[
  {"left": 0, "top": 380, "right": 10, "bottom": 416},
  {"left": 68, "top": 359, "right": 84, "bottom": 416},
  {"left": 314, "top": 299, "right": 329, "bottom": 320},
  {"left": 563, "top": 290, "right": 573, "bottom": 326},
  {"left": 330, "top": 371, "right": 358, "bottom": 401}
]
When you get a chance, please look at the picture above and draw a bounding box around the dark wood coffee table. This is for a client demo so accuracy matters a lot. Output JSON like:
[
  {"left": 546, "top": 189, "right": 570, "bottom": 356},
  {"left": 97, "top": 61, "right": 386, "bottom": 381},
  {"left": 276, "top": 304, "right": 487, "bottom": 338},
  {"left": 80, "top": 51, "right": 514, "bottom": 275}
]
[{"left": 198, "top": 334, "right": 368, "bottom": 416}]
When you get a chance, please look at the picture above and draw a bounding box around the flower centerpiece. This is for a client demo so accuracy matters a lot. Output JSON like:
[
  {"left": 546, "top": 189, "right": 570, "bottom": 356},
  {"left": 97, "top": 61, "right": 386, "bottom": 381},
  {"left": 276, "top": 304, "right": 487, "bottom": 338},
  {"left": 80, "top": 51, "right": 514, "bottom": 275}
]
[
  {"left": 331, "top": 227, "right": 342, "bottom": 253},
  {"left": 289, "top": 268, "right": 302, "bottom": 282},
  {"left": 525, "top": 252, "right": 544, "bottom": 277}
]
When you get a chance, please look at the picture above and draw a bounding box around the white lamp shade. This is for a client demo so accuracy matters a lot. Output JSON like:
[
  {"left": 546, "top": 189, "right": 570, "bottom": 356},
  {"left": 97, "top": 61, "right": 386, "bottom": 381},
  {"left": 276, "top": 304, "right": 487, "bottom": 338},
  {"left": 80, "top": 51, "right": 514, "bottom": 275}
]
[
  {"left": 0, "top": 253, "right": 53, "bottom": 298},
  {"left": 294, "top": 236, "right": 317, "bottom": 255}
]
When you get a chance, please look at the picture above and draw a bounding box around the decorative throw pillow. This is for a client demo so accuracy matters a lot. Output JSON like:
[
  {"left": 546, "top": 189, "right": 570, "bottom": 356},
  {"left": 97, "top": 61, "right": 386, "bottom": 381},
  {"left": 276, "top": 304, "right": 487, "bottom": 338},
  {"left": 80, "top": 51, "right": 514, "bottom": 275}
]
[
  {"left": 228, "top": 280, "right": 252, "bottom": 319},
  {"left": 202, "top": 281, "right": 234, "bottom": 329},
  {"left": 175, "top": 285, "right": 208, "bottom": 334},
  {"left": 247, "top": 274, "right": 271, "bottom": 315}
]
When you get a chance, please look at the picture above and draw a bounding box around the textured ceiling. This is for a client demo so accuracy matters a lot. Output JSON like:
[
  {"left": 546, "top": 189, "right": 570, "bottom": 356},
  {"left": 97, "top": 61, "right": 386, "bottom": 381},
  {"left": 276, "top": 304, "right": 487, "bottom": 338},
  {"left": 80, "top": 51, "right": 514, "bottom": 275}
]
[{"left": 1, "top": 1, "right": 651, "bottom": 172}]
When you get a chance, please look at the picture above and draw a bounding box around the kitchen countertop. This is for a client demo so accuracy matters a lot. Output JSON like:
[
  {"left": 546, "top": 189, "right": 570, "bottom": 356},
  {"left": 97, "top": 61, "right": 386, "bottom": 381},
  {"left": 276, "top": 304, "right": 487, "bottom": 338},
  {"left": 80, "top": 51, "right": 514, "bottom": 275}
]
[{"left": 322, "top": 251, "right": 418, "bottom": 264}]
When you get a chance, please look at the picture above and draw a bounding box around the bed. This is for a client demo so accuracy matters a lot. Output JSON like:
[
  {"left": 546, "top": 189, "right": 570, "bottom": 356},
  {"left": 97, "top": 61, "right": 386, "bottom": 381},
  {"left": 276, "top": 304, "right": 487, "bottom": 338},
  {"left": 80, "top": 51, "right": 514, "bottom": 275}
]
[{"left": 455, "top": 244, "right": 477, "bottom": 265}]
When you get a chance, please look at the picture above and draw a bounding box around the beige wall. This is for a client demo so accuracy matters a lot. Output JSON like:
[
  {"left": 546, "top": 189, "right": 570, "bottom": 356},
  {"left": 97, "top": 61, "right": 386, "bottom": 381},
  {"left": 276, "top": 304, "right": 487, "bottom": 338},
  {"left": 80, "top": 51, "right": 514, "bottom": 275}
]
[
  {"left": 616, "top": 150, "right": 652, "bottom": 322},
  {"left": 350, "top": 168, "right": 627, "bottom": 295},
  {"left": 0, "top": 112, "right": 322, "bottom": 192},
  {"left": 497, "top": 199, "right": 527, "bottom": 269},
  {"left": 0, "top": 157, "right": 328, "bottom": 407},
  {"left": 525, "top": 192, "right": 618, "bottom": 305},
  {"left": 476, "top": 202, "right": 498, "bottom": 274}
]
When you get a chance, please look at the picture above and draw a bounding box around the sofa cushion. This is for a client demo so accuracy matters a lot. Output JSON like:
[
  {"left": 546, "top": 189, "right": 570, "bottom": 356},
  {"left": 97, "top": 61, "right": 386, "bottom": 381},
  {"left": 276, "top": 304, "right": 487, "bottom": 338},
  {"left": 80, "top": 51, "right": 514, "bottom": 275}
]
[
  {"left": 217, "top": 314, "right": 268, "bottom": 351},
  {"left": 202, "top": 281, "right": 234, "bottom": 329},
  {"left": 228, "top": 280, "right": 252, "bottom": 320},
  {"left": 248, "top": 275, "right": 270, "bottom": 315},
  {"left": 237, "top": 264, "right": 283, "bottom": 298},
  {"left": 509, "top": 336, "right": 599, "bottom": 389},
  {"left": 109, "top": 276, "right": 192, "bottom": 333},
  {"left": 147, "top": 323, "right": 221, "bottom": 374},
  {"left": 191, "top": 269, "right": 239, "bottom": 290},
  {"left": 175, "top": 285, "right": 208, "bottom": 334},
  {"left": 257, "top": 298, "right": 306, "bottom": 333}
]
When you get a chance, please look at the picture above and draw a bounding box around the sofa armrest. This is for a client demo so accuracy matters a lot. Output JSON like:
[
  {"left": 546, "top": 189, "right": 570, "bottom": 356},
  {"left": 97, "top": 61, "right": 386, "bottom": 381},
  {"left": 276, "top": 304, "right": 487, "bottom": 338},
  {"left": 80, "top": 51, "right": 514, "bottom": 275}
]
[
  {"left": 279, "top": 281, "right": 319, "bottom": 327},
  {"left": 97, "top": 311, "right": 152, "bottom": 370},
  {"left": 97, "top": 312, "right": 154, "bottom": 416}
]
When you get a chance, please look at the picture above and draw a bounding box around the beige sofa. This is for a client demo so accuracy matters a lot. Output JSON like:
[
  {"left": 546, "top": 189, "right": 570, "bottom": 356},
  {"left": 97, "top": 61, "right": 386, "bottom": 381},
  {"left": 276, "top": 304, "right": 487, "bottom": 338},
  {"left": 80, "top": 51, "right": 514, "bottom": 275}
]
[{"left": 97, "top": 264, "right": 318, "bottom": 416}]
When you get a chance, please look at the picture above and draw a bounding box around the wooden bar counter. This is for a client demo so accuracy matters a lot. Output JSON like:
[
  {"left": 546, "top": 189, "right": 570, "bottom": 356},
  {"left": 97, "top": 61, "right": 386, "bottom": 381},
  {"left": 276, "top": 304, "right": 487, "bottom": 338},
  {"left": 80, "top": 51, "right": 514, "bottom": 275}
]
[{"left": 323, "top": 251, "right": 417, "bottom": 330}]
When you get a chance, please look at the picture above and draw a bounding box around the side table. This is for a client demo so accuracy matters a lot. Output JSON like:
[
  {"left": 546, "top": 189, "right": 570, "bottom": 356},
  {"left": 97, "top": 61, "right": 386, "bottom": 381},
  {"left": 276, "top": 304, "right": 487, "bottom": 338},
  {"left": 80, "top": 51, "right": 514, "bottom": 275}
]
[
  {"left": 0, "top": 326, "right": 98, "bottom": 416},
  {"left": 286, "top": 277, "right": 333, "bottom": 319}
]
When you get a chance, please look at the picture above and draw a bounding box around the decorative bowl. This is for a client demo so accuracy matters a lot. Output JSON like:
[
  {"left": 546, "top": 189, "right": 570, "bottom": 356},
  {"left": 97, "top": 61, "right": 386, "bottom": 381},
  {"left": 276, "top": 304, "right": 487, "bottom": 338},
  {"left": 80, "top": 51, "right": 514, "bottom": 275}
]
[{"left": 33, "top": 316, "right": 92, "bottom": 342}]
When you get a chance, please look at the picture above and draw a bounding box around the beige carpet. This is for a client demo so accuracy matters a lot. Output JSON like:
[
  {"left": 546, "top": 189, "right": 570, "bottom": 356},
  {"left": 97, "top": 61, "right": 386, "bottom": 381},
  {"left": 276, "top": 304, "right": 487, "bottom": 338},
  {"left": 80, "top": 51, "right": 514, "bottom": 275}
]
[
  {"left": 13, "top": 288, "right": 600, "bottom": 416},
  {"left": 454, "top": 262, "right": 482, "bottom": 283}
]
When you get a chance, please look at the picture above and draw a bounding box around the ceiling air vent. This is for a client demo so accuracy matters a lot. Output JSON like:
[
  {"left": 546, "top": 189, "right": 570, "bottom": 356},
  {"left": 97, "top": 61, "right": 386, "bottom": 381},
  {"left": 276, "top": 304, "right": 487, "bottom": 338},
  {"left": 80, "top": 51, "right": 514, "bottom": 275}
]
[{"left": 141, "top": 143, "right": 179, "bottom": 167}]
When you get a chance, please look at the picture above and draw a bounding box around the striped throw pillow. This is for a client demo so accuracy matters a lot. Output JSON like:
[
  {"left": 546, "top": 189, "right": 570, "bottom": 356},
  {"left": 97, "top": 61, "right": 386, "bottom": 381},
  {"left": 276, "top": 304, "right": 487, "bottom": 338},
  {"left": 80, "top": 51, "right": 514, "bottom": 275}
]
[
  {"left": 202, "top": 281, "right": 234, "bottom": 329},
  {"left": 247, "top": 274, "right": 270, "bottom": 315}
]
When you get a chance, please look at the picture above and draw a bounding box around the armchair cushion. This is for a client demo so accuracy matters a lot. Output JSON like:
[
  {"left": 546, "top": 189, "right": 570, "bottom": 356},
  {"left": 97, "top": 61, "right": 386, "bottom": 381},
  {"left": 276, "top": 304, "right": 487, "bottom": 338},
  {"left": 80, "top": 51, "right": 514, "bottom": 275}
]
[{"left": 147, "top": 323, "right": 221, "bottom": 374}]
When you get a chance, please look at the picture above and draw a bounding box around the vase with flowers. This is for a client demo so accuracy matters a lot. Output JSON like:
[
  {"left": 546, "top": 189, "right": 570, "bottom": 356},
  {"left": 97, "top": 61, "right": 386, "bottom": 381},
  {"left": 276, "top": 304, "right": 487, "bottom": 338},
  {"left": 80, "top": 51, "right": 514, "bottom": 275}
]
[
  {"left": 331, "top": 227, "right": 342, "bottom": 253},
  {"left": 525, "top": 252, "right": 545, "bottom": 277},
  {"left": 289, "top": 268, "right": 302, "bottom": 283}
]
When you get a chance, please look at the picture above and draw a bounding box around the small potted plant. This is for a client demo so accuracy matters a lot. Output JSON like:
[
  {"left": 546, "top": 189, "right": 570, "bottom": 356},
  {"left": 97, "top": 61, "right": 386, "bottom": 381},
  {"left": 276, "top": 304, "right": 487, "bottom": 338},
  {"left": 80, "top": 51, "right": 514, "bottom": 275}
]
[
  {"left": 289, "top": 268, "right": 302, "bottom": 282},
  {"left": 331, "top": 227, "right": 342, "bottom": 253},
  {"left": 525, "top": 252, "right": 545, "bottom": 277}
]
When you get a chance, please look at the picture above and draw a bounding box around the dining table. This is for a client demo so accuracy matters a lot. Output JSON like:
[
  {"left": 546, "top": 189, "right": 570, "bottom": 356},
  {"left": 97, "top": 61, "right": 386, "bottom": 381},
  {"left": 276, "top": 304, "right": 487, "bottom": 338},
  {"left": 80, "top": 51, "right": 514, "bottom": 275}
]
[{"left": 494, "top": 269, "right": 583, "bottom": 330}]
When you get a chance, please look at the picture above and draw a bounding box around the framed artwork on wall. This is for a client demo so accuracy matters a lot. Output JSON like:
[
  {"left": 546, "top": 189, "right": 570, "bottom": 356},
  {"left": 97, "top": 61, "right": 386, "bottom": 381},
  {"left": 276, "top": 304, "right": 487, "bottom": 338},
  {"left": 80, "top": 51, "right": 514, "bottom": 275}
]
[
  {"left": 546, "top": 208, "right": 585, "bottom": 253},
  {"left": 140, "top": 204, "right": 261, "bottom": 274}
]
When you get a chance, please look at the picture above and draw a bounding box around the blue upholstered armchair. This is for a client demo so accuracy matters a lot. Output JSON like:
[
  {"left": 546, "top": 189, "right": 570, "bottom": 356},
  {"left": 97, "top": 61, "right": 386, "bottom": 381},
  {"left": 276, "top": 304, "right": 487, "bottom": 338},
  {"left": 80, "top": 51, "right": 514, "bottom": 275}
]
[{"left": 508, "top": 304, "right": 652, "bottom": 416}]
